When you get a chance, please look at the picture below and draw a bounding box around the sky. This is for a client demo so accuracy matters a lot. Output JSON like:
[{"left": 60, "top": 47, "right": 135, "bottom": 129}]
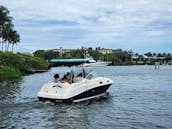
[{"left": 1, "top": 0, "right": 172, "bottom": 53}]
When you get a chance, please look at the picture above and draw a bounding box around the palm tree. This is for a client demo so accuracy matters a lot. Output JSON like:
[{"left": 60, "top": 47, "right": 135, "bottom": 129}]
[
  {"left": 0, "top": 6, "right": 11, "bottom": 25},
  {"left": 2, "top": 22, "right": 14, "bottom": 51},
  {"left": 144, "top": 52, "right": 153, "bottom": 59},
  {"left": 2, "top": 24, "right": 20, "bottom": 52},
  {"left": 11, "top": 30, "right": 20, "bottom": 52},
  {"left": 0, "top": 5, "right": 12, "bottom": 51},
  {"left": 153, "top": 53, "right": 157, "bottom": 59}
]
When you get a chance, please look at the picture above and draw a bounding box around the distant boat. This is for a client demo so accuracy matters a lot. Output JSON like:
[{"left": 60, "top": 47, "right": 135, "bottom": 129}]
[
  {"left": 80, "top": 58, "right": 110, "bottom": 67},
  {"left": 79, "top": 51, "right": 110, "bottom": 67}
]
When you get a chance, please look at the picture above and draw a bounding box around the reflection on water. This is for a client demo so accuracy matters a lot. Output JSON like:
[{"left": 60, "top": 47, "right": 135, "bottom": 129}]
[{"left": 0, "top": 66, "right": 172, "bottom": 129}]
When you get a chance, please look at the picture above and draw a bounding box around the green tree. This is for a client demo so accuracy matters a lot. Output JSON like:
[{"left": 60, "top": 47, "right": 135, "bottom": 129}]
[
  {"left": 0, "top": 5, "right": 12, "bottom": 51},
  {"left": 2, "top": 22, "right": 14, "bottom": 51},
  {"left": 62, "top": 49, "right": 83, "bottom": 59},
  {"left": 144, "top": 52, "right": 153, "bottom": 58},
  {"left": 138, "top": 54, "right": 144, "bottom": 61},
  {"left": 1, "top": 52, "right": 49, "bottom": 73},
  {"left": 44, "top": 50, "right": 60, "bottom": 60},
  {"left": 153, "top": 53, "right": 157, "bottom": 58},
  {"left": 103, "top": 49, "right": 134, "bottom": 65},
  {"left": 0, "top": 6, "right": 11, "bottom": 26},
  {"left": 33, "top": 50, "right": 60, "bottom": 60},
  {"left": 88, "top": 49, "right": 103, "bottom": 61},
  {"left": 11, "top": 30, "right": 20, "bottom": 52},
  {"left": 33, "top": 50, "right": 45, "bottom": 58}
]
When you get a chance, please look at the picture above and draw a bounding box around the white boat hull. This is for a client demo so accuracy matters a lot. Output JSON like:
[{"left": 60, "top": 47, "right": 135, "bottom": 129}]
[{"left": 37, "top": 77, "right": 112, "bottom": 103}]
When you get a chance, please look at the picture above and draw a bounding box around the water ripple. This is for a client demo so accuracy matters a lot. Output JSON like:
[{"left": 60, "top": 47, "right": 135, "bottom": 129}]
[{"left": 0, "top": 66, "right": 172, "bottom": 129}]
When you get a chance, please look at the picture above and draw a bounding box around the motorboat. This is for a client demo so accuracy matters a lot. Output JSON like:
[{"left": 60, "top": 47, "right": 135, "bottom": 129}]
[
  {"left": 80, "top": 60, "right": 111, "bottom": 67},
  {"left": 37, "top": 68, "right": 113, "bottom": 103},
  {"left": 81, "top": 51, "right": 110, "bottom": 67}
]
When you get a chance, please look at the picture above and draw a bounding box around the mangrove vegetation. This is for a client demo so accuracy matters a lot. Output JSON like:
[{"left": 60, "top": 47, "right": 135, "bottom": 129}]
[{"left": 0, "top": 51, "right": 49, "bottom": 79}]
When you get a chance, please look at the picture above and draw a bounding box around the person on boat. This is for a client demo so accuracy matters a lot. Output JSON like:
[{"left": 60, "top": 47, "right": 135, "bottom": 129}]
[
  {"left": 62, "top": 74, "right": 72, "bottom": 84},
  {"left": 66, "top": 72, "right": 71, "bottom": 80},
  {"left": 54, "top": 74, "right": 60, "bottom": 82},
  {"left": 77, "top": 68, "right": 86, "bottom": 78},
  {"left": 82, "top": 68, "right": 86, "bottom": 78}
]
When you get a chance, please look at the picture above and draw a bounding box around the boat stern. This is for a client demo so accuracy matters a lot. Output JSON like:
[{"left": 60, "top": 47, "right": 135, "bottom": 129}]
[{"left": 37, "top": 82, "right": 71, "bottom": 101}]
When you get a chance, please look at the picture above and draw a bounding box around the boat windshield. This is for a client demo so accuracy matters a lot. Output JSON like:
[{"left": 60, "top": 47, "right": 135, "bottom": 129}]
[
  {"left": 85, "top": 69, "right": 97, "bottom": 80},
  {"left": 73, "top": 68, "right": 88, "bottom": 78},
  {"left": 72, "top": 68, "right": 97, "bottom": 79},
  {"left": 58, "top": 67, "right": 97, "bottom": 83}
]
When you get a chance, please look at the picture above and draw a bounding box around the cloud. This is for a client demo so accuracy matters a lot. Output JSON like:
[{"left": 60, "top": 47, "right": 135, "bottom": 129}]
[
  {"left": 2, "top": 0, "right": 172, "bottom": 53},
  {"left": 147, "top": 31, "right": 165, "bottom": 36}
]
